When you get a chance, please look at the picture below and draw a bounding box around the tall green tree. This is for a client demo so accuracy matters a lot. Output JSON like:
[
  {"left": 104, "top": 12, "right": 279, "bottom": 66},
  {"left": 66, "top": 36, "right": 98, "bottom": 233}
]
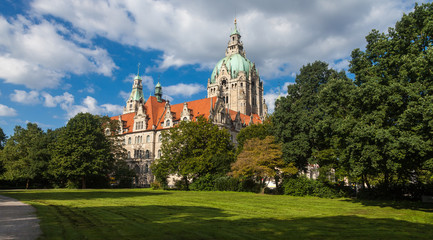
[
  {"left": 152, "top": 116, "right": 234, "bottom": 190},
  {"left": 344, "top": 3, "right": 433, "bottom": 186},
  {"left": 50, "top": 113, "right": 115, "bottom": 189},
  {"left": 273, "top": 61, "right": 345, "bottom": 170},
  {"left": 0, "top": 123, "right": 50, "bottom": 189},
  {"left": 0, "top": 127, "right": 6, "bottom": 150}
]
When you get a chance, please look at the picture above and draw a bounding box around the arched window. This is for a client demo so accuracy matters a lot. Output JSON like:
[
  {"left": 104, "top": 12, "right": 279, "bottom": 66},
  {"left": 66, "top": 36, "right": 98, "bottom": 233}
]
[
  {"left": 166, "top": 120, "right": 170, "bottom": 127},
  {"left": 158, "top": 134, "right": 162, "bottom": 142},
  {"left": 145, "top": 150, "right": 150, "bottom": 159},
  {"left": 127, "top": 151, "right": 131, "bottom": 158},
  {"left": 183, "top": 117, "right": 188, "bottom": 121},
  {"left": 134, "top": 165, "right": 140, "bottom": 175},
  {"left": 105, "top": 129, "right": 110, "bottom": 135},
  {"left": 144, "top": 164, "right": 149, "bottom": 173},
  {"left": 128, "top": 137, "right": 131, "bottom": 144},
  {"left": 158, "top": 149, "right": 161, "bottom": 158},
  {"left": 146, "top": 135, "right": 150, "bottom": 143}
]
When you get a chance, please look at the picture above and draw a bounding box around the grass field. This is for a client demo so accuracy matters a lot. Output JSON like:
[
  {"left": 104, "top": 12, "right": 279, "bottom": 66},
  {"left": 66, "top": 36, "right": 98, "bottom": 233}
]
[{"left": 1, "top": 189, "right": 433, "bottom": 239}]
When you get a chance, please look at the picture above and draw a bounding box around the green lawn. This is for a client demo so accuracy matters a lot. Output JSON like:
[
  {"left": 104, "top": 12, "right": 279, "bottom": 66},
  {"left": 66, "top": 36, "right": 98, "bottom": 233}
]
[{"left": 1, "top": 189, "right": 433, "bottom": 239}]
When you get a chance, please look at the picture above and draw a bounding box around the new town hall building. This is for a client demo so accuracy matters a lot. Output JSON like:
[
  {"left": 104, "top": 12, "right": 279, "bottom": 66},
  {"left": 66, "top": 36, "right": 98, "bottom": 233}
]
[{"left": 111, "top": 21, "right": 268, "bottom": 187}]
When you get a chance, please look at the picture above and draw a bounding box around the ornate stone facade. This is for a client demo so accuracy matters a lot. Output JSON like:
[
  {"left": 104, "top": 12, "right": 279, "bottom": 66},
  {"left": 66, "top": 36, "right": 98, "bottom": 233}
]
[
  {"left": 207, "top": 20, "right": 268, "bottom": 119},
  {"left": 111, "top": 20, "right": 265, "bottom": 187}
]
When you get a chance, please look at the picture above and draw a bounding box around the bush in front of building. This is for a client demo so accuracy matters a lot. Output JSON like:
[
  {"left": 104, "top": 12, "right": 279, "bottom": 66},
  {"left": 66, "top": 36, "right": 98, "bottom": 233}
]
[{"left": 283, "top": 176, "right": 351, "bottom": 198}]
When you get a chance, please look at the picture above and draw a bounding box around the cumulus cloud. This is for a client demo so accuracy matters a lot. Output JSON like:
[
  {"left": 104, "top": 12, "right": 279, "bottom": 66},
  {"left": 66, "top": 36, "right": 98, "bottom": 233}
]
[
  {"left": 263, "top": 82, "right": 291, "bottom": 113},
  {"left": 41, "top": 92, "right": 74, "bottom": 109},
  {"left": 119, "top": 90, "right": 130, "bottom": 101},
  {"left": 0, "top": 15, "right": 117, "bottom": 89},
  {"left": 30, "top": 0, "right": 423, "bottom": 81},
  {"left": 164, "top": 83, "right": 206, "bottom": 97},
  {"left": 10, "top": 90, "right": 41, "bottom": 104},
  {"left": 0, "top": 104, "right": 17, "bottom": 116},
  {"left": 66, "top": 96, "right": 123, "bottom": 118}
]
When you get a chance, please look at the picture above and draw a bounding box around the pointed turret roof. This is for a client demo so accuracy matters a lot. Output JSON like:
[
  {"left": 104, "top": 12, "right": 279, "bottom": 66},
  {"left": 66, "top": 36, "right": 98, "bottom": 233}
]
[{"left": 231, "top": 18, "right": 240, "bottom": 35}]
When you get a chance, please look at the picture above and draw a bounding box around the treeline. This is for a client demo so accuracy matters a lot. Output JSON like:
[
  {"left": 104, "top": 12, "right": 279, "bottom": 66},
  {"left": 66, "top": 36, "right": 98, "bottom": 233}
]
[
  {"left": 0, "top": 113, "right": 134, "bottom": 189},
  {"left": 273, "top": 3, "right": 433, "bottom": 199}
]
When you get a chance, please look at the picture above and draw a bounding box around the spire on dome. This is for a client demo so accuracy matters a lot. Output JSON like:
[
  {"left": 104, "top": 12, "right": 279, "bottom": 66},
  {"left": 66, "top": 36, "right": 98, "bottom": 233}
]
[
  {"left": 231, "top": 18, "right": 240, "bottom": 36},
  {"left": 226, "top": 19, "right": 244, "bottom": 57}
]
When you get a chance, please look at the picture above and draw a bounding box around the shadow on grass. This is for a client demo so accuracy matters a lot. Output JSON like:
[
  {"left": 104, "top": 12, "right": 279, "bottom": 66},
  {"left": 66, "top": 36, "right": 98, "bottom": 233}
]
[
  {"left": 36, "top": 204, "right": 433, "bottom": 240},
  {"left": 342, "top": 198, "right": 433, "bottom": 213},
  {"left": 0, "top": 189, "right": 171, "bottom": 201}
]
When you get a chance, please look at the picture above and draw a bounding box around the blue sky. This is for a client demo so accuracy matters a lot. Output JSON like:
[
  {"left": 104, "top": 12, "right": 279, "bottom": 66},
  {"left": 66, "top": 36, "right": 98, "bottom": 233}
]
[{"left": 0, "top": 0, "right": 426, "bottom": 136}]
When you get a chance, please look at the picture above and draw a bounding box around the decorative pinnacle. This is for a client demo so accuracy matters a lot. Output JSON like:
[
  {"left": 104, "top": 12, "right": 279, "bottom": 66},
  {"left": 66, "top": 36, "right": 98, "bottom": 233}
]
[{"left": 137, "top": 63, "right": 141, "bottom": 77}]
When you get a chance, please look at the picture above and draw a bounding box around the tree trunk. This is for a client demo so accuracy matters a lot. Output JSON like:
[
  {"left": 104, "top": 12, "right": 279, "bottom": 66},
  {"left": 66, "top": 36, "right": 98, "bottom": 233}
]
[
  {"left": 259, "top": 177, "right": 267, "bottom": 194},
  {"left": 183, "top": 176, "right": 189, "bottom": 191},
  {"left": 26, "top": 179, "right": 29, "bottom": 190},
  {"left": 81, "top": 176, "right": 86, "bottom": 189},
  {"left": 364, "top": 175, "right": 371, "bottom": 189},
  {"left": 275, "top": 175, "right": 280, "bottom": 190}
]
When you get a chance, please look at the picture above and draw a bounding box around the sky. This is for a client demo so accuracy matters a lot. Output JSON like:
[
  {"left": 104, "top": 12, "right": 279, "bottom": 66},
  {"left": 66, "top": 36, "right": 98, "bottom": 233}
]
[{"left": 0, "top": 0, "right": 428, "bottom": 136}]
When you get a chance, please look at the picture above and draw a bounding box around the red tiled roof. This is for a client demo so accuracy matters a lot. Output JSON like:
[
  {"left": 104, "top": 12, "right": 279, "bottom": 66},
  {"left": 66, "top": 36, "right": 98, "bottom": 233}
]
[{"left": 112, "top": 96, "right": 262, "bottom": 134}]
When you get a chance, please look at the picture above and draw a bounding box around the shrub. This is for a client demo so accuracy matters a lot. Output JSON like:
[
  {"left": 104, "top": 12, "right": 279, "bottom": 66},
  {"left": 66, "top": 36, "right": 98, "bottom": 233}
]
[
  {"left": 283, "top": 176, "right": 350, "bottom": 198},
  {"left": 151, "top": 181, "right": 162, "bottom": 190},
  {"left": 214, "top": 176, "right": 240, "bottom": 191},
  {"left": 357, "top": 182, "right": 433, "bottom": 201},
  {"left": 239, "top": 178, "right": 261, "bottom": 193},
  {"left": 190, "top": 174, "right": 216, "bottom": 191}
]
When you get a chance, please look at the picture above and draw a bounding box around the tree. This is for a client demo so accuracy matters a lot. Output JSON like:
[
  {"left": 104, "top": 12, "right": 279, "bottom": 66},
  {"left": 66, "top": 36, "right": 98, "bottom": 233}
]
[
  {"left": 50, "top": 113, "right": 115, "bottom": 189},
  {"left": 151, "top": 116, "right": 234, "bottom": 190},
  {"left": 0, "top": 123, "right": 51, "bottom": 189},
  {"left": 273, "top": 61, "right": 346, "bottom": 170},
  {"left": 236, "top": 119, "right": 273, "bottom": 156},
  {"left": 0, "top": 127, "right": 6, "bottom": 150},
  {"left": 343, "top": 3, "right": 433, "bottom": 187},
  {"left": 230, "top": 136, "right": 297, "bottom": 193}
]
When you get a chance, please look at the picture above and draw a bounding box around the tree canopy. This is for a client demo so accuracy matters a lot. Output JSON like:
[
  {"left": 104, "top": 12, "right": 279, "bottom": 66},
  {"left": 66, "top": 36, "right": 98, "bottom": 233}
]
[
  {"left": 273, "top": 61, "right": 348, "bottom": 170},
  {"left": 231, "top": 136, "right": 297, "bottom": 192},
  {"left": 0, "top": 127, "right": 6, "bottom": 150},
  {"left": 0, "top": 123, "right": 51, "bottom": 189},
  {"left": 50, "top": 113, "right": 115, "bottom": 189},
  {"left": 152, "top": 116, "right": 235, "bottom": 189}
]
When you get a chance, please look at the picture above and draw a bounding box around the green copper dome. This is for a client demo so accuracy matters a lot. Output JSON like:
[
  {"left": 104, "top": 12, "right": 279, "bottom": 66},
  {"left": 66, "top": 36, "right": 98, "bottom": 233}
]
[
  {"left": 210, "top": 53, "right": 254, "bottom": 83},
  {"left": 129, "top": 88, "right": 144, "bottom": 101}
]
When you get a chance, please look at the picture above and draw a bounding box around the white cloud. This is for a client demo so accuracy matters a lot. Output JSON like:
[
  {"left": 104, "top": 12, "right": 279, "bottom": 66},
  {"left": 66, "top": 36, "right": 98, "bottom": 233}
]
[
  {"left": 66, "top": 96, "right": 123, "bottom": 118},
  {"left": 0, "top": 104, "right": 17, "bottom": 116},
  {"left": 78, "top": 86, "right": 95, "bottom": 94},
  {"left": 164, "top": 83, "right": 206, "bottom": 97},
  {"left": 263, "top": 83, "right": 291, "bottom": 113},
  {"left": 0, "top": 15, "right": 117, "bottom": 89},
  {"left": 10, "top": 90, "right": 41, "bottom": 104},
  {"left": 30, "top": 0, "right": 424, "bottom": 81},
  {"left": 119, "top": 90, "right": 130, "bottom": 100},
  {"left": 41, "top": 92, "right": 74, "bottom": 109}
]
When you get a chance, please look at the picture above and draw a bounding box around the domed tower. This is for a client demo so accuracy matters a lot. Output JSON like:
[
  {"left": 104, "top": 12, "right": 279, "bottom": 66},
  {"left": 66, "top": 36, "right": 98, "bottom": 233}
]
[{"left": 207, "top": 19, "right": 267, "bottom": 118}]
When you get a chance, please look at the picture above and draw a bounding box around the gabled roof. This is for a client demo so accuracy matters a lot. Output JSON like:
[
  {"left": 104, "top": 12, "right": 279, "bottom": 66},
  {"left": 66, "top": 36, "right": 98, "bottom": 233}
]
[{"left": 111, "top": 96, "right": 261, "bottom": 135}]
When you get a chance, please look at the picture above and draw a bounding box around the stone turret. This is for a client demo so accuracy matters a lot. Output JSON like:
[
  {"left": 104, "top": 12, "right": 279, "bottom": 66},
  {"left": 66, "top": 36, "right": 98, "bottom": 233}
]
[
  {"left": 207, "top": 19, "right": 267, "bottom": 119},
  {"left": 124, "top": 65, "right": 145, "bottom": 114}
]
